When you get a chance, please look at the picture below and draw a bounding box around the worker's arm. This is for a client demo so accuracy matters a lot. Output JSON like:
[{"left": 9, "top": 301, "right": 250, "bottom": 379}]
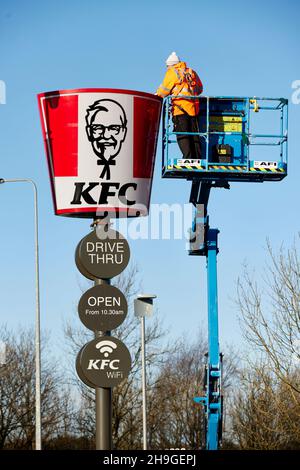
[
  {"left": 156, "top": 69, "right": 175, "bottom": 98},
  {"left": 195, "top": 72, "right": 203, "bottom": 95}
]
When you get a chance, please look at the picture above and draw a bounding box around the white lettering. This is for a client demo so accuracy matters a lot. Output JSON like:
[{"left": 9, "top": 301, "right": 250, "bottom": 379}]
[
  {"left": 0, "top": 80, "right": 6, "bottom": 105},
  {"left": 106, "top": 253, "right": 114, "bottom": 263},
  {"left": 150, "top": 203, "right": 183, "bottom": 240},
  {"left": 254, "top": 161, "right": 278, "bottom": 168},
  {"left": 85, "top": 241, "right": 125, "bottom": 256},
  {"left": 106, "top": 371, "right": 123, "bottom": 378},
  {"left": 87, "top": 296, "right": 121, "bottom": 307},
  {"left": 87, "top": 359, "right": 101, "bottom": 369},
  {"left": 114, "top": 254, "right": 124, "bottom": 264},
  {"left": 100, "top": 359, "right": 110, "bottom": 370},
  {"left": 109, "top": 360, "right": 120, "bottom": 370},
  {"left": 87, "top": 253, "right": 96, "bottom": 263},
  {"left": 95, "top": 242, "right": 104, "bottom": 251},
  {"left": 116, "top": 242, "right": 124, "bottom": 253},
  {"left": 86, "top": 242, "right": 95, "bottom": 252},
  {"left": 88, "top": 297, "right": 97, "bottom": 306},
  {"left": 87, "top": 254, "right": 124, "bottom": 264},
  {"left": 292, "top": 80, "right": 300, "bottom": 105},
  {"left": 87, "top": 359, "right": 120, "bottom": 370}
]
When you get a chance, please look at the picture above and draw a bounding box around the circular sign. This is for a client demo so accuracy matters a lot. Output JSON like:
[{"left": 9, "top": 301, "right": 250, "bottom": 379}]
[
  {"left": 76, "top": 346, "right": 97, "bottom": 388},
  {"left": 78, "top": 284, "right": 127, "bottom": 331},
  {"left": 79, "top": 336, "right": 131, "bottom": 388},
  {"left": 75, "top": 227, "right": 130, "bottom": 280}
]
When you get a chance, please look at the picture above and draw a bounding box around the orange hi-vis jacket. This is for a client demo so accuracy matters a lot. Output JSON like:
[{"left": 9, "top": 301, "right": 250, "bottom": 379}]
[{"left": 156, "top": 62, "right": 203, "bottom": 116}]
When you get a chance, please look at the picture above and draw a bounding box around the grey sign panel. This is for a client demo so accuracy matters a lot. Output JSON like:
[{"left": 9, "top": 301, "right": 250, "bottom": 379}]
[
  {"left": 79, "top": 336, "right": 131, "bottom": 388},
  {"left": 78, "top": 284, "right": 128, "bottom": 332},
  {"left": 134, "top": 297, "right": 155, "bottom": 318},
  {"left": 75, "top": 227, "right": 130, "bottom": 280}
]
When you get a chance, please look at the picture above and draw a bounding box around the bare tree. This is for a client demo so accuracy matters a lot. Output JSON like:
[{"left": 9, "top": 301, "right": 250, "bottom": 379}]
[
  {"left": 0, "top": 327, "right": 74, "bottom": 449},
  {"left": 231, "top": 235, "right": 300, "bottom": 449},
  {"left": 66, "top": 262, "right": 239, "bottom": 450},
  {"left": 230, "top": 362, "right": 300, "bottom": 449},
  {"left": 237, "top": 235, "right": 300, "bottom": 389},
  {"left": 147, "top": 334, "right": 237, "bottom": 450},
  {"left": 65, "top": 264, "right": 174, "bottom": 449}
]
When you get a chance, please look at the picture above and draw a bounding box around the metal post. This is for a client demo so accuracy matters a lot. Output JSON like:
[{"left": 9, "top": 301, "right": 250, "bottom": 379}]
[
  {"left": 206, "top": 228, "right": 220, "bottom": 450},
  {"left": 94, "top": 277, "right": 112, "bottom": 450},
  {"left": 134, "top": 295, "right": 156, "bottom": 450},
  {"left": 141, "top": 315, "right": 147, "bottom": 450},
  {"left": 207, "top": 229, "right": 220, "bottom": 368},
  {"left": 0, "top": 178, "right": 42, "bottom": 450}
]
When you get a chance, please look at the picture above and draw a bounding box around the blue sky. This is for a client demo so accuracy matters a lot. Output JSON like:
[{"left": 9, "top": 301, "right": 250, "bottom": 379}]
[{"left": 0, "top": 0, "right": 299, "bottom": 358}]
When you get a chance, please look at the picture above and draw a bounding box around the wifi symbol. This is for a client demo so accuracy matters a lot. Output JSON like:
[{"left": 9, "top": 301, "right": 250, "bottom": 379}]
[{"left": 96, "top": 340, "right": 117, "bottom": 358}]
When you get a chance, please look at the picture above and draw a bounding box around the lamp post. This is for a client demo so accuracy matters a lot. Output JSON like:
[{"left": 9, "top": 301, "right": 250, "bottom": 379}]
[
  {"left": 0, "top": 178, "right": 42, "bottom": 450},
  {"left": 134, "top": 294, "right": 156, "bottom": 451}
]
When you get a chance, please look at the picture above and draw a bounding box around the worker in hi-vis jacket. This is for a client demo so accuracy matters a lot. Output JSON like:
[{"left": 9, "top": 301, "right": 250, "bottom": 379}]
[{"left": 156, "top": 52, "right": 203, "bottom": 159}]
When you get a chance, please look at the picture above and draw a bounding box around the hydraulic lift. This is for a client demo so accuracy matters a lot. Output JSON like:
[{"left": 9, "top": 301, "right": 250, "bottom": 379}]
[
  {"left": 161, "top": 95, "right": 288, "bottom": 450},
  {"left": 189, "top": 179, "right": 227, "bottom": 450}
]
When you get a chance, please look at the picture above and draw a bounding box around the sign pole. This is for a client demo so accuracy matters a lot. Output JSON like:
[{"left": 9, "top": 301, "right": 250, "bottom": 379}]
[
  {"left": 75, "top": 220, "right": 131, "bottom": 450},
  {"left": 141, "top": 315, "right": 147, "bottom": 450},
  {"left": 37, "top": 88, "right": 161, "bottom": 451},
  {"left": 95, "top": 276, "right": 112, "bottom": 450},
  {"left": 134, "top": 295, "right": 156, "bottom": 450}
]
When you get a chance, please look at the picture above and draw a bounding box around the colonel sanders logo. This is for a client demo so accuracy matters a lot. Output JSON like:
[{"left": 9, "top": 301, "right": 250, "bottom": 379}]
[{"left": 85, "top": 99, "right": 127, "bottom": 180}]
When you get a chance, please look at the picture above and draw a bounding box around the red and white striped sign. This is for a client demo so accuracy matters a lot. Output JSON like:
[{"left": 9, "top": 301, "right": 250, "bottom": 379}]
[{"left": 37, "top": 88, "right": 162, "bottom": 218}]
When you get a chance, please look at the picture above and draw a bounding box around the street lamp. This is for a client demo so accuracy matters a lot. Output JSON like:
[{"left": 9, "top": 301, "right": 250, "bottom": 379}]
[
  {"left": 0, "top": 178, "right": 42, "bottom": 450},
  {"left": 134, "top": 294, "right": 156, "bottom": 451}
]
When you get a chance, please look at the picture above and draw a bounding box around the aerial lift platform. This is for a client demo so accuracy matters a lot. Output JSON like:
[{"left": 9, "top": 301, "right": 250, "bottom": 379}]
[
  {"left": 161, "top": 95, "right": 288, "bottom": 450},
  {"left": 162, "top": 96, "right": 288, "bottom": 182}
]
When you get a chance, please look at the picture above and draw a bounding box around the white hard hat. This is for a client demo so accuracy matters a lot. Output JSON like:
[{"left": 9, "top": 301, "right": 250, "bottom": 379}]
[{"left": 166, "top": 51, "right": 180, "bottom": 66}]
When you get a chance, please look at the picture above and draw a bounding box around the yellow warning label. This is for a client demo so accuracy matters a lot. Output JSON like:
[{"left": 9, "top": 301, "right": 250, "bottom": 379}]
[
  {"left": 209, "top": 115, "right": 243, "bottom": 133},
  {"left": 250, "top": 167, "right": 285, "bottom": 173},
  {"left": 210, "top": 122, "right": 242, "bottom": 132},
  {"left": 167, "top": 164, "right": 286, "bottom": 173},
  {"left": 212, "top": 116, "right": 242, "bottom": 123}
]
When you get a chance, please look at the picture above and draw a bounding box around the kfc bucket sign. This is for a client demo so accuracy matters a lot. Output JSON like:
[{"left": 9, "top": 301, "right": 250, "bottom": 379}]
[{"left": 37, "top": 88, "right": 162, "bottom": 218}]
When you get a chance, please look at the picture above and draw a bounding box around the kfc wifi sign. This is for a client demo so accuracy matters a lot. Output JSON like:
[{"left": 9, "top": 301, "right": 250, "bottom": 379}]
[{"left": 37, "top": 89, "right": 162, "bottom": 218}]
